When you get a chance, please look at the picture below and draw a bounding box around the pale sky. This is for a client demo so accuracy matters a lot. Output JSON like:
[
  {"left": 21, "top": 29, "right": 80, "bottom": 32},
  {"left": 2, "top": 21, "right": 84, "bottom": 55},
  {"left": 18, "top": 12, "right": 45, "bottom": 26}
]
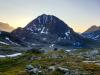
[{"left": 0, "top": 0, "right": 100, "bottom": 32}]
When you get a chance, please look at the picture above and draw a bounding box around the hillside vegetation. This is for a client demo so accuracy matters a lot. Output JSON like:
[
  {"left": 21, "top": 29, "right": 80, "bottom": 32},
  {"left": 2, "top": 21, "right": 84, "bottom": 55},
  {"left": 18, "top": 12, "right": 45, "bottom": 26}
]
[{"left": 0, "top": 49, "right": 100, "bottom": 75}]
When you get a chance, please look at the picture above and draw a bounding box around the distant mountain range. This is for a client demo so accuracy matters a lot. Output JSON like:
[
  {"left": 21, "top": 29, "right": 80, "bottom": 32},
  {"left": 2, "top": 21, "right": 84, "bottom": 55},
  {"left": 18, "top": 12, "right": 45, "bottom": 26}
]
[
  {"left": 84, "top": 25, "right": 100, "bottom": 33},
  {"left": 0, "top": 14, "right": 100, "bottom": 48},
  {"left": 0, "top": 22, "right": 14, "bottom": 32},
  {"left": 11, "top": 14, "right": 100, "bottom": 48},
  {"left": 82, "top": 25, "right": 100, "bottom": 41},
  {"left": 0, "top": 31, "right": 25, "bottom": 46}
]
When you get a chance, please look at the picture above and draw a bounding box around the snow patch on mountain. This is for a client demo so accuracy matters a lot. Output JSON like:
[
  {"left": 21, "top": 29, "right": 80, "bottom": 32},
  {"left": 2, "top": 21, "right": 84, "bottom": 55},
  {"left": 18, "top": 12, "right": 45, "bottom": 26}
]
[
  {"left": 40, "top": 27, "right": 48, "bottom": 34},
  {"left": 43, "top": 38, "right": 47, "bottom": 41},
  {"left": 38, "top": 17, "right": 41, "bottom": 24},
  {"left": 5, "top": 37, "right": 19, "bottom": 45},
  {"left": 26, "top": 27, "right": 33, "bottom": 32},
  {"left": 49, "top": 44, "right": 55, "bottom": 48},
  {"left": 41, "top": 27, "right": 45, "bottom": 34},
  {"left": 38, "top": 28, "right": 41, "bottom": 31},
  {"left": 93, "top": 35, "right": 99, "bottom": 40},
  {"left": 65, "top": 30, "right": 71, "bottom": 39},
  {"left": 85, "top": 34, "right": 100, "bottom": 40},
  {"left": 0, "top": 53, "right": 22, "bottom": 58},
  {"left": 0, "top": 41, "right": 9, "bottom": 45}
]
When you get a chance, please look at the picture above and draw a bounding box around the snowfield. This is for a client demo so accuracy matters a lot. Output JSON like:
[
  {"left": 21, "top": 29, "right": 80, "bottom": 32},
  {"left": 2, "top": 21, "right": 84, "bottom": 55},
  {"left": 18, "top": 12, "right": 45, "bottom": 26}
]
[{"left": 0, "top": 53, "right": 22, "bottom": 58}]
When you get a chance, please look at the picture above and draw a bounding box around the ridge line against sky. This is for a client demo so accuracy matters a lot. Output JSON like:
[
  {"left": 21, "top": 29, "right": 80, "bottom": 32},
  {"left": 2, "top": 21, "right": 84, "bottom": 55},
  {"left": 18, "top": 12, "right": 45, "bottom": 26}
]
[{"left": 0, "top": 0, "right": 100, "bottom": 32}]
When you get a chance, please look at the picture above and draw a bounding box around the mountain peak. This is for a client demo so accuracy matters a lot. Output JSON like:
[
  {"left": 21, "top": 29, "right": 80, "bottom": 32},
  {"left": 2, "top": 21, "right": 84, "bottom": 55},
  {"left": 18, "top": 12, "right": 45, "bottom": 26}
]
[
  {"left": 0, "top": 22, "right": 14, "bottom": 32},
  {"left": 84, "top": 25, "right": 100, "bottom": 33},
  {"left": 39, "top": 14, "right": 53, "bottom": 17},
  {"left": 24, "top": 14, "right": 70, "bottom": 33},
  {"left": 28, "top": 14, "right": 64, "bottom": 26},
  {"left": 12, "top": 14, "right": 90, "bottom": 48},
  {"left": 82, "top": 25, "right": 100, "bottom": 41},
  {"left": 35, "top": 14, "right": 60, "bottom": 24}
]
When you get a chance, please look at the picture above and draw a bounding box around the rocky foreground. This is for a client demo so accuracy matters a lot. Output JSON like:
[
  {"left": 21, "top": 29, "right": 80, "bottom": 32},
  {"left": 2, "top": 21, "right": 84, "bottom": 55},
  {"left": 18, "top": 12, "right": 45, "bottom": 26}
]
[{"left": 0, "top": 48, "right": 100, "bottom": 75}]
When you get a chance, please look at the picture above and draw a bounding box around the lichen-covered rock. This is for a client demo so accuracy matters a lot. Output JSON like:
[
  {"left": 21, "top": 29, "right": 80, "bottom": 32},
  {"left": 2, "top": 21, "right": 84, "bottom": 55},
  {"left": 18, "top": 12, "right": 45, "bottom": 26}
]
[{"left": 25, "top": 64, "right": 42, "bottom": 75}]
